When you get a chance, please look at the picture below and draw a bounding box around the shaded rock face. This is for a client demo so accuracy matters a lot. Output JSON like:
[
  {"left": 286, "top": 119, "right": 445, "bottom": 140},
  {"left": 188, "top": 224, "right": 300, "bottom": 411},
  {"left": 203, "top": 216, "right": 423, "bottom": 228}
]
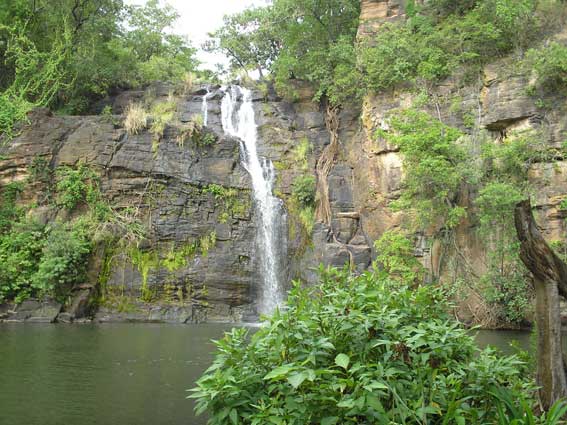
[{"left": 0, "top": 82, "right": 371, "bottom": 322}]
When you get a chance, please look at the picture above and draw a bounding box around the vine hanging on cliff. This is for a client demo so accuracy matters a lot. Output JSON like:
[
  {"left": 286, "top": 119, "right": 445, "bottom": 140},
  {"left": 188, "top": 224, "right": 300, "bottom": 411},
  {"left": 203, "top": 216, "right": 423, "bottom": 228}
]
[{"left": 315, "top": 103, "right": 340, "bottom": 226}]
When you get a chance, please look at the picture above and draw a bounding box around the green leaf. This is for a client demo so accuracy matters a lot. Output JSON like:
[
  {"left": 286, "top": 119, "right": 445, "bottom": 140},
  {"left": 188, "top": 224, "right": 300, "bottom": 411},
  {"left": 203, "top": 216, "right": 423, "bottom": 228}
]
[
  {"left": 337, "top": 398, "right": 355, "bottom": 408},
  {"left": 287, "top": 372, "right": 307, "bottom": 389},
  {"left": 229, "top": 408, "right": 238, "bottom": 425},
  {"left": 335, "top": 353, "right": 350, "bottom": 370},
  {"left": 264, "top": 364, "right": 294, "bottom": 380},
  {"left": 321, "top": 417, "right": 339, "bottom": 425}
]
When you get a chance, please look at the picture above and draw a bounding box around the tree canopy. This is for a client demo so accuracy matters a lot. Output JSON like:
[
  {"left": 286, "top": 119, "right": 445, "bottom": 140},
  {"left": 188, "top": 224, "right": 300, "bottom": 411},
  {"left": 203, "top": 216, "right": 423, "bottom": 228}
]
[{"left": 0, "top": 0, "right": 200, "bottom": 137}]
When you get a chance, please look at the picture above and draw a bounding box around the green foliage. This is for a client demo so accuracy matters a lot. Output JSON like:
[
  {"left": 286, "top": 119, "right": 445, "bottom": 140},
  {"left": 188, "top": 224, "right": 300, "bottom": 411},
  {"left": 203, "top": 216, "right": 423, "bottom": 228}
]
[
  {"left": 204, "top": 7, "right": 278, "bottom": 78},
  {"left": 528, "top": 42, "right": 567, "bottom": 93},
  {"left": 30, "top": 219, "right": 92, "bottom": 301},
  {"left": 191, "top": 267, "right": 537, "bottom": 424},
  {"left": 374, "top": 230, "right": 425, "bottom": 284},
  {"left": 292, "top": 175, "right": 316, "bottom": 208},
  {"left": 481, "top": 131, "right": 551, "bottom": 183},
  {"left": 150, "top": 98, "right": 176, "bottom": 139},
  {"left": 491, "top": 386, "right": 567, "bottom": 425},
  {"left": 129, "top": 246, "right": 159, "bottom": 301},
  {"left": 386, "top": 109, "right": 470, "bottom": 230},
  {"left": 0, "top": 23, "right": 71, "bottom": 139},
  {"left": 298, "top": 206, "right": 315, "bottom": 237},
  {"left": 0, "top": 0, "right": 200, "bottom": 128},
  {"left": 202, "top": 184, "right": 250, "bottom": 223},
  {"left": 359, "top": 0, "right": 543, "bottom": 93},
  {"left": 0, "top": 182, "right": 24, "bottom": 233},
  {"left": 207, "top": 0, "right": 361, "bottom": 105},
  {"left": 384, "top": 109, "right": 544, "bottom": 325},
  {"left": 0, "top": 163, "right": 143, "bottom": 303},
  {"left": 292, "top": 138, "right": 311, "bottom": 171},
  {"left": 55, "top": 164, "right": 100, "bottom": 210},
  {"left": 129, "top": 231, "right": 217, "bottom": 302},
  {"left": 0, "top": 218, "right": 92, "bottom": 303},
  {"left": 0, "top": 220, "right": 46, "bottom": 302}
]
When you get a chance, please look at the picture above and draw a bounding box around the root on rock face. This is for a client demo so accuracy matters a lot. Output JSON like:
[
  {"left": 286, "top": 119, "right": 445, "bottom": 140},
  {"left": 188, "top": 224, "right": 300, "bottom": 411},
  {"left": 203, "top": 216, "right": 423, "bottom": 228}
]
[{"left": 315, "top": 104, "right": 340, "bottom": 226}]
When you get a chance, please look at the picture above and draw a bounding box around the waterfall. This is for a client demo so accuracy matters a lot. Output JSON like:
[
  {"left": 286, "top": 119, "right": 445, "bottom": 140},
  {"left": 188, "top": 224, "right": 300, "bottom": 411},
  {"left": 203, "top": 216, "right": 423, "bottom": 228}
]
[
  {"left": 201, "top": 88, "right": 211, "bottom": 126},
  {"left": 221, "top": 86, "right": 287, "bottom": 315}
]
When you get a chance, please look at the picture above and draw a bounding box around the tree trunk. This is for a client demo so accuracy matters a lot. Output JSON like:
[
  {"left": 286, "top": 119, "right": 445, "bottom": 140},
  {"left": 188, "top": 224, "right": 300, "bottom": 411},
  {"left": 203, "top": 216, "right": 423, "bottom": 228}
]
[{"left": 514, "top": 200, "right": 567, "bottom": 409}]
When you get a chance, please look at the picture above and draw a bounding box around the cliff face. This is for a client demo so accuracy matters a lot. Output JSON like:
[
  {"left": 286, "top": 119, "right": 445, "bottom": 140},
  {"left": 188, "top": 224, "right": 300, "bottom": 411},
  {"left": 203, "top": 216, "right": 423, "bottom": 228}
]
[
  {"left": 2, "top": 3, "right": 566, "bottom": 325},
  {"left": 0, "top": 78, "right": 373, "bottom": 323},
  {"left": 343, "top": 1, "right": 567, "bottom": 324}
]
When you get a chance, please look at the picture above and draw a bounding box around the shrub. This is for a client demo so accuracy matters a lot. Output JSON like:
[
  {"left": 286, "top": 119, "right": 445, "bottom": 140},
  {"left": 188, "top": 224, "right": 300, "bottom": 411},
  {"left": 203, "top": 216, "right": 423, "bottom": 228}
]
[
  {"left": 292, "top": 175, "right": 316, "bottom": 207},
  {"left": 529, "top": 42, "right": 567, "bottom": 93},
  {"left": 191, "top": 267, "right": 536, "bottom": 424},
  {"left": 374, "top": 230, "right": 425, "bottom": 284},
  {"left": 386, "top": 109, "right": 470, "bottom": 230},
  {"left": 0, "top": 220, "right": 47, "bottom": 303},
  {"left": 124, "top": 102, "right": 148, "bottom": 135},
  {"left": 30, "top": 219, "right": 93, "bottom": 300},
  {"left": 55, "top": 165, "right": 100, "bottom": 210}
]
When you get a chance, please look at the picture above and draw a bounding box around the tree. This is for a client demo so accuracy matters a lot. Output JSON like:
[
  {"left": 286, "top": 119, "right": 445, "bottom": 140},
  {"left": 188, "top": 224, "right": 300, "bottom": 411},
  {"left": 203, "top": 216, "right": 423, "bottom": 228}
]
[
  {"left": 206, "top": 0, "right": 361, "bottom": 104},
  {"left": 204, "top": 7, "right": 279, "bottom": 78},
  {"left": 515, "top": 200, "right": 567, "bottom": 409}
]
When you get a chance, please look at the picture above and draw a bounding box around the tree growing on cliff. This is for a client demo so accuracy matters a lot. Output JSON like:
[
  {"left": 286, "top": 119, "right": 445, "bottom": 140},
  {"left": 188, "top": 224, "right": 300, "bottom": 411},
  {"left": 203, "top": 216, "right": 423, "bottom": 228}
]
[{"left": 206, "top": 0, "right": 361, "bottom": 105}]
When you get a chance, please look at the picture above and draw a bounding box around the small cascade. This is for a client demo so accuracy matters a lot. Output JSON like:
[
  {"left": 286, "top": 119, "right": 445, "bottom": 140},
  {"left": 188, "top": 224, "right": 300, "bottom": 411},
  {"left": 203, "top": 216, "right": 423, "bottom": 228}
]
[
  {"left": 221, "top": 86, "right": 287, "bottom": 315},
  {"left": 201, "top": 88, "right": 211, "bottom": 126}
]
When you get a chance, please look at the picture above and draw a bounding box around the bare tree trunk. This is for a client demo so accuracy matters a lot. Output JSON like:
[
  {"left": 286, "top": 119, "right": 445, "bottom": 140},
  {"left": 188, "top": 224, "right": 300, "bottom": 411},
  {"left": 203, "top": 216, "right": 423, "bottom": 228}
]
[{"left": 515, "top": 200, "right": 567, "bottom": 409}]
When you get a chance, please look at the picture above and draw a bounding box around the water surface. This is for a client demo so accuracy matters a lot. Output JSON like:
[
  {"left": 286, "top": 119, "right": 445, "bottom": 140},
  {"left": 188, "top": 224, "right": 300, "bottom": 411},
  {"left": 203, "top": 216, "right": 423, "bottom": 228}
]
[
  {"left": 0, "top": 323, "right": 233, "bottom": 425},
  {"left": 0, "top": 324, "right": 537, "bottom": 425}
]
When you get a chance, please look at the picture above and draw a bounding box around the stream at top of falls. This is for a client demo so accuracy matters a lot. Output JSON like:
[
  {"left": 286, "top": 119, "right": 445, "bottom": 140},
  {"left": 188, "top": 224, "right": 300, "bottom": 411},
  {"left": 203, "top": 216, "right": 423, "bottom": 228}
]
[{"left": 220, "top": 85, "right": 287, "bottom": 316}]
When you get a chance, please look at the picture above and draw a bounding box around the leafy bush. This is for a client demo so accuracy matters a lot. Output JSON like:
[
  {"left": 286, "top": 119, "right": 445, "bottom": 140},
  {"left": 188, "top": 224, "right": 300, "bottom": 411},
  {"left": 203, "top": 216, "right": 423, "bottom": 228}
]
[
  {"left": 191, "top": 267, "right": 536, "bottom": 424},
  {"left": 0, "top": 220, "right": 47, "bottom": 302},
  {"left": 30, "top": 220, "right": 92, "bottom": 300},
  {"left": 382, "top": 109, "right": 542, "bottom": 325},
  {"left": 374, "top": 230, "right": 425, "bottom": 284},
  {"left": 0, "top": 0, "right": 200, "bottom": 124},
  {"left": 292, "top": 175, "right": 316, "bottom": 207},
  {"left": 529, "top": 42, "right": 567, "bottom": 93},
  {"left": 386, "top": 109, "right": 470, "bottom": 230},
  {"left": 359, "top": 0, "right": 541, "bottom": 94},
  {"left": 0, "top": 163, "right": 141, "bottom": 303},
  {"left": 55, "top": 164, "right": 100, "bottom": 210}
]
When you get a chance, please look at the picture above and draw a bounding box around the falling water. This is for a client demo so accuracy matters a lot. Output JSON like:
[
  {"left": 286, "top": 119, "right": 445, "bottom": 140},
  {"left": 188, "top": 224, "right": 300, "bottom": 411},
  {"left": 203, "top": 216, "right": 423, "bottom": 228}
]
[
  {"left": 201, "top": 88, "right": 211, "bottom": 126},
  {"left": 221, "top": 86, "right": 287, "bottom": 315}
]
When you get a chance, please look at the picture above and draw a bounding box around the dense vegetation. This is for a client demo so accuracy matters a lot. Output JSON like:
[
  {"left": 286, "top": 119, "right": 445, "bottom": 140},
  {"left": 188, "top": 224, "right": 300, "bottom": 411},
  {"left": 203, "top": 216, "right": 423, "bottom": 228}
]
[
  {"left": 0, "top": 0, "right": 199, "bottom": 138},
  {"left": 191, "top": 266, "right": 567, "bottom": 424},
  {"left": 0, "top": 163, "right": 142, "bottom": 304},
  {"left": 208, "top": 0, "right": 567, "bottom": 105}
]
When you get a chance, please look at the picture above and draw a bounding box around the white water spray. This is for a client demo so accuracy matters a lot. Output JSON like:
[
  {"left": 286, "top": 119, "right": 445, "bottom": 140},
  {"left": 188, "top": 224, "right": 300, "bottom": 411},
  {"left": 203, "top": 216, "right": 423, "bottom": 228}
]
[
  {"left": 221, "top": 86, "right": 286, "bottom": 315},
  {"left": 201, "top": 88, "right": 211, "bottom": 127}
]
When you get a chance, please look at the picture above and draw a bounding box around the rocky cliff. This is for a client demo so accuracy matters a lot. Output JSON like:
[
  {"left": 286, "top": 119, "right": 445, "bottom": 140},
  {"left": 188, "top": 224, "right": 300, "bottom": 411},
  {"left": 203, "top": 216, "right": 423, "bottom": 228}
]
[
  {"left": 0, "top": 79, "right": 373, "bottom": 323},
  {"left": 2, "top": 1, "right": 566, "bottom": 326}
]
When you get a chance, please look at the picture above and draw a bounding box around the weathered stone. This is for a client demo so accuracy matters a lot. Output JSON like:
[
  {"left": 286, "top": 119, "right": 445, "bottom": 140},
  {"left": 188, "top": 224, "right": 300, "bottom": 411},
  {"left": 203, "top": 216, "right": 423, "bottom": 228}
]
[{"left": 24, "top": 300, "right": 62, "bottom": 323}]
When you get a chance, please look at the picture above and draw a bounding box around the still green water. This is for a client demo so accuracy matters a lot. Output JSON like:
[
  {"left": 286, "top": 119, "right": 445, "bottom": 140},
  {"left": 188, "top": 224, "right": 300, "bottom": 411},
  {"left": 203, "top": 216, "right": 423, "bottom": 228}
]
[
  {"left": 0, "top": 324, "right": 531, "bottom": 425},
  {"left": 0, "top": 323, "right": 234, "bottom": 425}
]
